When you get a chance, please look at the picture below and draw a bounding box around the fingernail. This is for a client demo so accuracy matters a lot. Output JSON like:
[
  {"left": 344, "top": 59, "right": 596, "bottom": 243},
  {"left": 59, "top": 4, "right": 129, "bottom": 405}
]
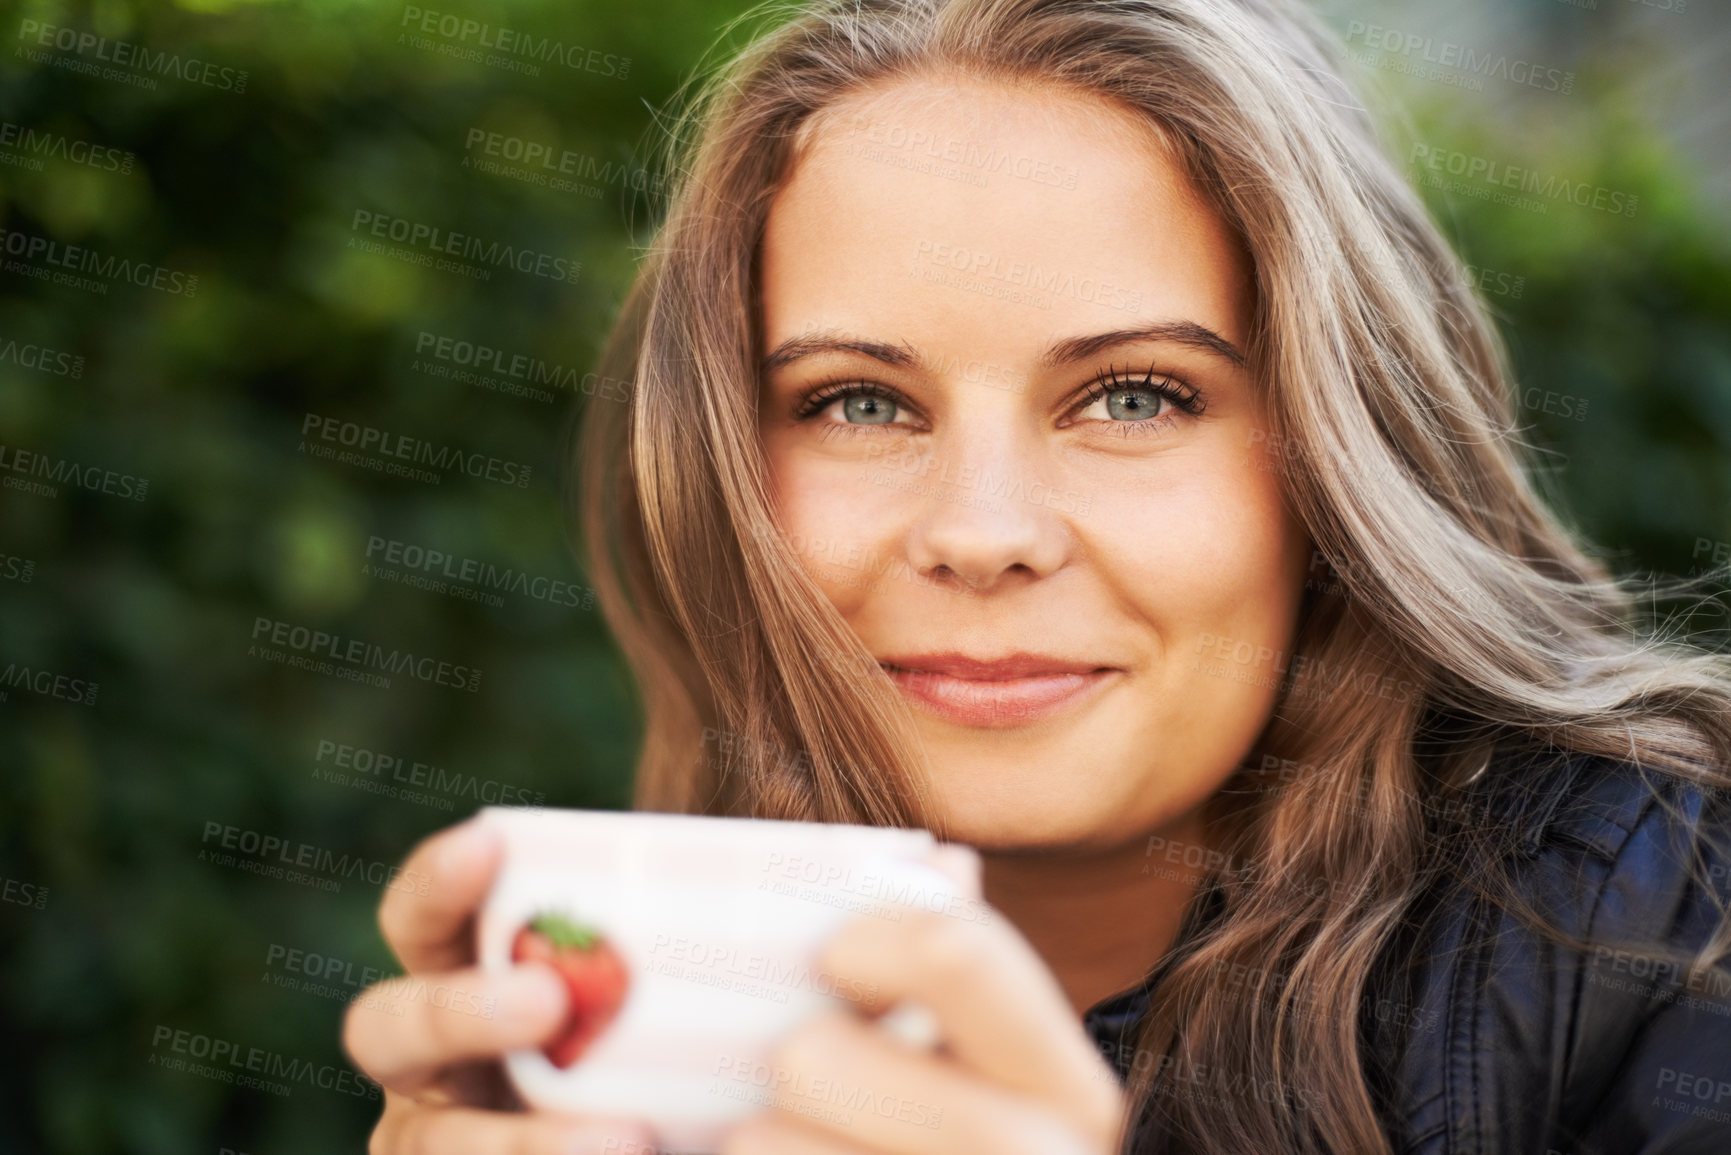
[
  {"left": 877, "top": 999, "right": 942, "bottom": 1051},
  {"left": 564, "top": 1119, "right": 656, "bottom": 1155},
  {"left": 500, "top": 964, "right": 567, "bottom": 1025}
]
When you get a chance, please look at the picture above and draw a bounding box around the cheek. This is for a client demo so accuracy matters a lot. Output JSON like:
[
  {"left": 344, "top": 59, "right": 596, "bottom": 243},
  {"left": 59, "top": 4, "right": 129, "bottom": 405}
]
[
  {"left": 1095, "top": 455, "right": 1305, "bottom": 657},
  {"left": 764, "top": 446, "right": 899, "bottom": 614}
]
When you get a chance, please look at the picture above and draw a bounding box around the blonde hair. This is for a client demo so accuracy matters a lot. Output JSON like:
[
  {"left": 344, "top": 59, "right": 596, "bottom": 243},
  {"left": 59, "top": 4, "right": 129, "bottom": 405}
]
[{"left": 569, "top": 0, "right": 1731, "bottom": 1150}]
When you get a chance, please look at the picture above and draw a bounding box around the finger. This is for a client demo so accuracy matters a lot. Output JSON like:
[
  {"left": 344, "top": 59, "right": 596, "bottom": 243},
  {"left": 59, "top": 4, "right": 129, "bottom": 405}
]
[
  {"left": 756, "top": 1009, "right": 1117, "bottom": 1155},
  {"left": 378, "top": 815, "right": 504, "bottom": 973},
  {"left": 344, "top": 963, "right": 568, "bottom": 1095},
  {"left": 381, "top": 1065, "right": 505, "bottom": 1113},
  {"left": 818, "top": 907, "right": 1120, "bottom": 1114},
  {"left": 720, "top": 1112, "right": 876, "bottom": 1155},
  {"left": 373, "top": 1092, "right": 657, "bottom": 1155}
]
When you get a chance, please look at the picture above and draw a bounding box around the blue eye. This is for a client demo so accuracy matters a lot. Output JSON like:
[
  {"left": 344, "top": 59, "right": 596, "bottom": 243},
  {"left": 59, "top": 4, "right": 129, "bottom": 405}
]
[
  {"left": 841, "top": 394, "right": 898, "bottom": 424},
  {"left": 1073, "top": 365, "right": 1205, "bottom": 431},
  {"left": 793, "top": 380, "right": 916, "bottom": 430},
  {"left": 1099, "top": 387, "right": 1169, "bottom": 421}
]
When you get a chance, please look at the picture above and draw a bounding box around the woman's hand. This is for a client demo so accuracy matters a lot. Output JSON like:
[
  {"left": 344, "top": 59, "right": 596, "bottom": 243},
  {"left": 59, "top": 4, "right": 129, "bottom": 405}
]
[
  {"left": 341, "top": 816, "right": 656, "bottom": 1155},
  {"left": 719, "top": 846, "right": 1129, "bottom": 1155}
]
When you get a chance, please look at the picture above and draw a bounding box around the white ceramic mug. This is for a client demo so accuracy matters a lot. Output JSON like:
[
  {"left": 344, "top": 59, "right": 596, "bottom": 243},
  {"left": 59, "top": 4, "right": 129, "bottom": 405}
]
[{"left": 475, "top": 806, "right": 982, "bottom": 1153}]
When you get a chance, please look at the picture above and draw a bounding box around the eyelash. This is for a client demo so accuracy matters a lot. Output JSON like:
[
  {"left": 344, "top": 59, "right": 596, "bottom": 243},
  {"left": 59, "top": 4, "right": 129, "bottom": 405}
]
[
  {"left": 792, "top": 378, "right": 905, "bottom": 427},
  {"left": 1072, "top": 363, "right": 1207, "bottom": 434},
  {"left": 790, "top": 363, "right": 1206, "bottom": 438}
]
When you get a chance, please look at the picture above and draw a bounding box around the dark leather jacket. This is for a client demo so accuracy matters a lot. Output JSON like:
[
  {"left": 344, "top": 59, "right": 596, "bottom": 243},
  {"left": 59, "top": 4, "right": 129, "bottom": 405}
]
[{"left": 1082, "top": 751, "right": 1731, "bottom": 1153}]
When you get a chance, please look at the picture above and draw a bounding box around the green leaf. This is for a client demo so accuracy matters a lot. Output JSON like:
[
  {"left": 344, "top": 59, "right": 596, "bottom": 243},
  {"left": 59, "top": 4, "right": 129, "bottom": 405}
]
[{"left": 528, "top": 911, "right": 601, "bottom": 951}]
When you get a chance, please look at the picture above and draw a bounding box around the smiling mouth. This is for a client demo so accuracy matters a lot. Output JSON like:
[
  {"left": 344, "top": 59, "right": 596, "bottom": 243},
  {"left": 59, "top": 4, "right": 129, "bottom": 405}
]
[{"left": 878, "top": 661, "right": 1121, "bottom": 728}]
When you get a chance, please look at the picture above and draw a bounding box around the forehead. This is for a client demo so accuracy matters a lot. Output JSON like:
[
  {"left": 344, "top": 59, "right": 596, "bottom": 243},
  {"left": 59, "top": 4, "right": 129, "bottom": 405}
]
[
  {"left": 760, "top": 73, "right": 1251, "bottom": 351},
  {"left": 803, "top": 71, "right": 1160, "bottom": 158}
]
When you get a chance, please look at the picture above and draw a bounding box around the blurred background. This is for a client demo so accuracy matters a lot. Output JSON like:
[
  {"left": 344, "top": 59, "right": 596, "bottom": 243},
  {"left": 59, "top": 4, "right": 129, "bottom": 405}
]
[{"left": 0, "top": 0, "right": 1726, "bottom": 1151}]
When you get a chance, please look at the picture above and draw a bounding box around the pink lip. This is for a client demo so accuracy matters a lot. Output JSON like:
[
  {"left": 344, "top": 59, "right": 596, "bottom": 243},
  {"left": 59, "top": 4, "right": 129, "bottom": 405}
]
[{"left": 878, "top": 652, "right": 1121, "bottom": 728}]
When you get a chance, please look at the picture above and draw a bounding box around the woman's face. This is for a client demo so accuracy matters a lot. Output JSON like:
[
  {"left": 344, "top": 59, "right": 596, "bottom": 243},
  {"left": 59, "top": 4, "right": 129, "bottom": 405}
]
[{"left": 757, "top": 75, "right": 1311, "bottom": 851}]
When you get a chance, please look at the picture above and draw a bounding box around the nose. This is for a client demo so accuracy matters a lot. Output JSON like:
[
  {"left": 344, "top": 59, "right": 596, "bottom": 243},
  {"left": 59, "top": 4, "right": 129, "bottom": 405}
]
[{"left": 899, "top": 431, "right": 1071, "bottom": 592}]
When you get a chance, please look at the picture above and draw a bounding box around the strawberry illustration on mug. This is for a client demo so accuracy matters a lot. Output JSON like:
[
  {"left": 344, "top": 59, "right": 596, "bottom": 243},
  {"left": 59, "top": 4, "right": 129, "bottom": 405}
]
[{"left": 511, "top": 912, "right": 630, "bottom": 1068}]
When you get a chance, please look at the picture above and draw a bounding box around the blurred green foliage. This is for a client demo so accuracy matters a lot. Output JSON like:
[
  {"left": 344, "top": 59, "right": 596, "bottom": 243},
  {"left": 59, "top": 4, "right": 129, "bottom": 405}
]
[{"left": 0, "top": 0, "right": 1725, "bottom": 1152}]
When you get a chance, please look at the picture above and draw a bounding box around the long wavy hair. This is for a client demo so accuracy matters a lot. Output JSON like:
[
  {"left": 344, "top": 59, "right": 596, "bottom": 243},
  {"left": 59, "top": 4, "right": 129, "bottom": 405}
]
[{"left": 566, "top": 0, "right": 1731, "bottom": 1150}]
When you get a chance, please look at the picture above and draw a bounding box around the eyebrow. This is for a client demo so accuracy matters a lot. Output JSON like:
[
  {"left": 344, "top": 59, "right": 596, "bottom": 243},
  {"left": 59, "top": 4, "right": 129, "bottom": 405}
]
[
  {"left": 760, "top": 320, "right": 1246, "bottom": 375},
  {"left": 1039, "top": 321, "right": 1246, "bottom": 370}
]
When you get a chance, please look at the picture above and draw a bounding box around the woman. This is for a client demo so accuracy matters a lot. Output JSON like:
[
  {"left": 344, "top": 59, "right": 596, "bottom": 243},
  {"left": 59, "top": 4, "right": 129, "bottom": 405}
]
[{"left": 342, "top": 0, "right": 1731, "bottom": 1151}]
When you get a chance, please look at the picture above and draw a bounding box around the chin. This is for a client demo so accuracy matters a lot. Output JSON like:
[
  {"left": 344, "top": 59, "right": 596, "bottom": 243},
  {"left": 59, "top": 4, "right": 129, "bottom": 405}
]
[{"left": 920, "top": 777, "right": 1149, "bottom": 853}]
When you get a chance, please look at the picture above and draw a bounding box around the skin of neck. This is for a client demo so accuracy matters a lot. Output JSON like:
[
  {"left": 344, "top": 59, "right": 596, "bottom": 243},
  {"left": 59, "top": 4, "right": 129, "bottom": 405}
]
[{"left": 979, "top": 804, "right": 1211, "bottom": 1017}]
